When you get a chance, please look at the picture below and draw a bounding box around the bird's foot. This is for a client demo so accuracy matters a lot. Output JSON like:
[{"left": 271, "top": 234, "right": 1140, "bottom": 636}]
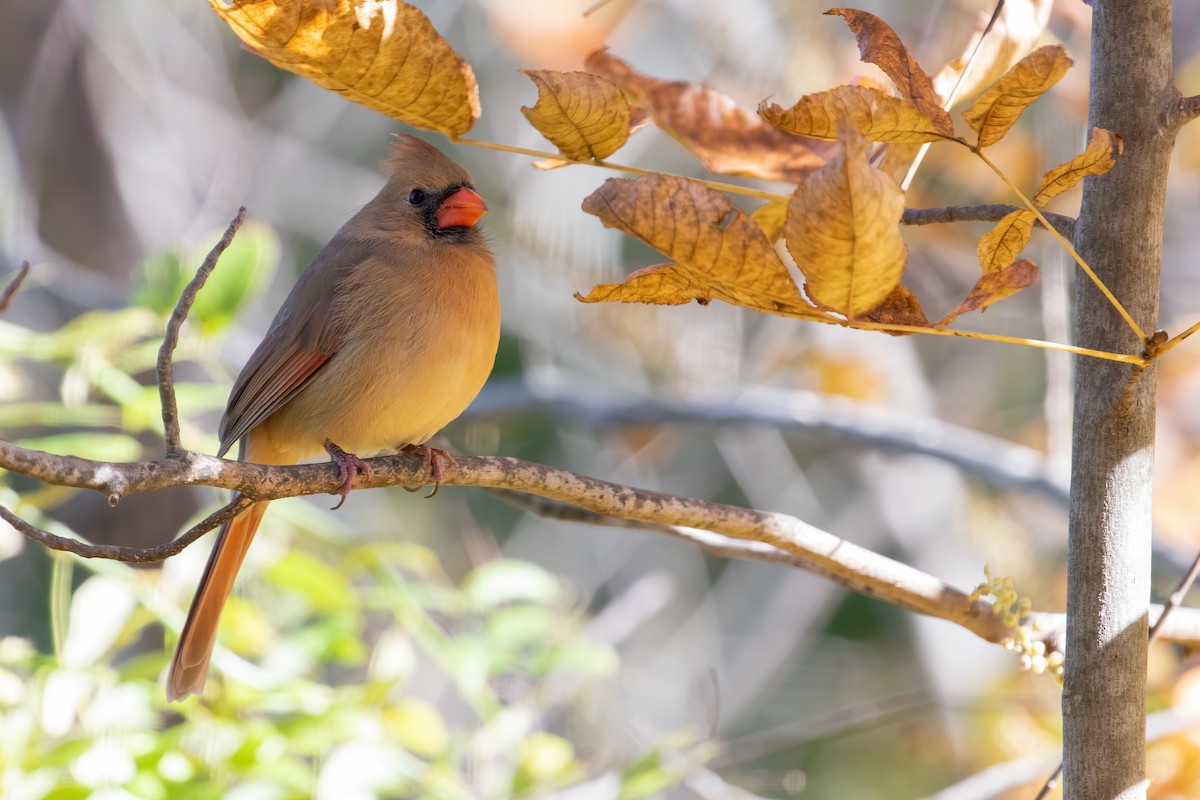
[
  {"left": 325, "top": 440, "right": 371, "bottom": 510},
  {"left": 400, "top": 444, "right": 452, "bottom": 498}
]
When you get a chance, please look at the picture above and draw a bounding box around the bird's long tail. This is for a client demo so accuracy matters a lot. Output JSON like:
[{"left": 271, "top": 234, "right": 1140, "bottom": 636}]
[{"left": 166, "top": 499, "right": 269, "bottom": 701}]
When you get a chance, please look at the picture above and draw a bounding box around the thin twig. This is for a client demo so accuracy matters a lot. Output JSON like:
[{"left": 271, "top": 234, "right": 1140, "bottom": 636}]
[
  {"left": 1168, "top": 94, "right": 1200, "bottom": 130},
  {"left": 900, "top": 0, "right": 1006, "bottom": 191},
  {"left": 0, "top": 262, "right": 30, "bottom": 313},
  {"left": 157, "top": 207, "right": 246, "bottom": 456},
  {"left": 0, "top": 496, "right": 251, "bottom": 563},
  {"left": 902, "top": 204, "right": 1074, "bottom": 239}
]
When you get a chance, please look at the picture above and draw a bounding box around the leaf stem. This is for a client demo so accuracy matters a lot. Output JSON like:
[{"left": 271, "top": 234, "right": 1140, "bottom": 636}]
[
  {"left": 845, "top": 320, "right": 1147, "bottom": 365},
  {"left": 970, "top": 146, "right": 1148, "bottom": 342},
  {"left": 454, "top": 137, "right": 786, "bottom": 201},
  {"left": 1151, "top": 318, "right": 1200, "bottom": 358}
]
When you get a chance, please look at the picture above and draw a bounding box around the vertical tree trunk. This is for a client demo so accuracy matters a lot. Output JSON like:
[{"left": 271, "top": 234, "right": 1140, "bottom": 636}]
[{"left": 1065, "top": 2, "right": 1173, "bottom": 798}]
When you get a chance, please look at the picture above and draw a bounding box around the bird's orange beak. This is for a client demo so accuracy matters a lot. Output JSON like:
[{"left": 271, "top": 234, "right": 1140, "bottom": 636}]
[{"left": 436, "top": 187, "right": 488, "bottom": 229}]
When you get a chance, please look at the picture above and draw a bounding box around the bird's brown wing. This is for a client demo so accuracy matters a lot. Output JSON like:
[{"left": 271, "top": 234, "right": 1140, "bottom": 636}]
[{"left": 216, "top": 236, "right": 375, "bottom": 457}]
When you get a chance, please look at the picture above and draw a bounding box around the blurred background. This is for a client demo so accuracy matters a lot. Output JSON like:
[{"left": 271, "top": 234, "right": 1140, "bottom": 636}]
[{"left": 2, "top": 0, "right": 1200, "bottom": 797}]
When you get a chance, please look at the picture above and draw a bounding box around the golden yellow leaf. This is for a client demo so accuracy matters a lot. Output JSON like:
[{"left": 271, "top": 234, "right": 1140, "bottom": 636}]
[
  {"left": 978, "top": 210, "right": 1036, "bottom": 274},
  {"left": 578, "top": 174, "right": 827, "bottom": 318},
  {"left": 760, "top": 85, "right": 949, "bottom": 144},
  {"left": 751, "top": 198, "right": 789, "bottom": 243},
  {"left": 932, "top": 0, "right": 1053, "bottom": 107},
  {"left": 520, "top": 70, "right": 631, "bottom": 161},
  {"left": 862, "top": 284, "right": 932, "bottom": 333},
  {"left": 585, "top": 49, "right": 833, "bottom": 182},
  {"left": 826, "top": 8, "right": 954, "bottom": 137},
  {"left": 784, "top": 122, "right": 908, "bottom": 317},
  {"left": 940, "top": 259, "right": 1040, "bottom": 326},
  {"left": 210, "top": 0, "right": 479, "bottom": 137},
  {"left": 964, "top": 45, "right": 1072, "bottom": 148},
  {"left": 1034, "top": 127, "right": 1121, "bottom": 207}
]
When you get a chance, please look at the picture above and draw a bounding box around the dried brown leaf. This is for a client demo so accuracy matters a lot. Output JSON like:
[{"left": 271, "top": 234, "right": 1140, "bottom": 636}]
[
  {"left": 1034, "top": 127, "right": 1121, "bottom": 207},
  {"left": 964, "top": 45, "right": 1072, "bottom": 148},
  {"left": 579, "top": 174, "right": 826, "bottom": 318},
  {"left": 785, "top": 122, "right": 908, "bottom": 317},
  {"left": 521, "top": 70, "right": 631, "bottom": 161},
  {"left": 574, "top": 263, "right": 711, "bottom": 306},
  {"left": 978, "top": 209, "right": 1036, "bottom": 274},
  {"left": 760, "top": 85, "right": 949, "bottom": 144},
  {"left": 825, "top": 8, "right": 954, "bottom": 137},
  {"left": 862, "top": 283, "right": 932, "bottom": 333},
  {"left": 585, "top": 49, "right": 833, "bottom": 182},
  {"left": 932, "top": 0, "right": 1053, "bottom": 107},
  {"left": 212, "top": 0, "right": 479, "bottom": 137},
  {"left": 940, "top": 258, "right": 1040, "bottom": 326}
]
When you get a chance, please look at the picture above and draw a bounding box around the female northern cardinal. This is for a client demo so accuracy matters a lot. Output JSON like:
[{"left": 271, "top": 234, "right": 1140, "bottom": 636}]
[{"left": 167, "top": 136, "right": 499, "bottom": 700}]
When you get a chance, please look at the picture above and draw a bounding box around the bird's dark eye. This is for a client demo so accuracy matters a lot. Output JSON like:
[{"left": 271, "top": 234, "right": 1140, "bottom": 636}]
[{"left": 408, "top": 189, "right": 427, "bottom": 205}]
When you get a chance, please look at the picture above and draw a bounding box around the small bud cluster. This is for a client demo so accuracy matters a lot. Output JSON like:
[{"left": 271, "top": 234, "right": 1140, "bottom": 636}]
[{"left": 969, "top": 565, "right": 1064, "bottom": 684}]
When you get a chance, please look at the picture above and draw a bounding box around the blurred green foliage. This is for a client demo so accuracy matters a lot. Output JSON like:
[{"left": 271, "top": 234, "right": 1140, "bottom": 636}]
[{"left": 0, "top": 233, "right": 705, "bottom": 799}]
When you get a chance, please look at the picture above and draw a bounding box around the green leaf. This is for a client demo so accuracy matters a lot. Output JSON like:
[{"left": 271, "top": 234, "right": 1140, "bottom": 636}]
[
  {"left": 463, "top": 560, "right": 561, "bottom": 610},
  {"left": 16, "top": 433, "right": 143, "bottom": 462},
  {"left": 135, "top": 219, "right": 279, "bottom": 334},
  {"left": 265, "top": 551, "right": 356, "bottom": 613}
]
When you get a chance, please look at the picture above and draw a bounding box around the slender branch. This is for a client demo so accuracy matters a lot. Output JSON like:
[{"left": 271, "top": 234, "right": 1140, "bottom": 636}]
[
  {"left": 0, "top": 262, "right": 30, "bottom": 313},
  {"left": 1149, "top": 546, "right": 1200, "bottom": 642},
  {"left": 157, "top": 207, "right": 246, "bottom": 455},
  {"left": 899, "top": 0, "right": 1006, "bottom": 191},
  {"left": 0, "top": 495, "right": 251, "bottom": 563},
  {"left": 901, "top": 204, "right": 1074, "bottom": 239},
  {"left": 1167, "top": 94, "right": 1200, "bottom": 130}
]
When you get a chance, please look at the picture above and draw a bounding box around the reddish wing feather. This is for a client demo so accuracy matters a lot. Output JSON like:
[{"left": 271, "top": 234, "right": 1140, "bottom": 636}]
[{"left": 218, "top": 350, "right": 330, "bottom": 456}]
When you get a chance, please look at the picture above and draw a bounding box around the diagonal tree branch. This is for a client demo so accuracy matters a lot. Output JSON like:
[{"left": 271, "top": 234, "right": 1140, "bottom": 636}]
[
  {"left": 0, "top": 262, "right": 30, "bottom": 313},
  {"left": 157, "top": 208, "right": 246, "bottom": 455}
]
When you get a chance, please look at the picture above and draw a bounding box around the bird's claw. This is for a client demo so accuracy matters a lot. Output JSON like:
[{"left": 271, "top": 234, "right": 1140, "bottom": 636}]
[
  {"left": 325, "top": 440, "right": 370, "bottom": 510},
  {"left": 400, "top": 444, "right": 452, "bottom": 498}
]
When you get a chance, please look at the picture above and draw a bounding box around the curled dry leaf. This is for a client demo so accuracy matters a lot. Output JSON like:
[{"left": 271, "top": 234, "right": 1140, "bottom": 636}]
[
  {"left": 785, "top": 122, "right": 907, "bottom": 318},
  {"left": 521, "top": 70, "right": 631, "bottom": 161},
  {"left": 760, "top": 85, "right": 949, "bottom": 144},
  {"left": 964, "top": 45, "right": 1073, "bottom": 148},
  {"left": 584, "top": 49, "right": 833, "bottom": 182},
  {"left": 941, "top": 258, "right": 1040, "bottom": 326},
  {"left": 932, "top": 0, "right": 1053, "bottom": 107},
  {"left": 825, "top": 8, "right": 954, "bottom": 137},
  {"left": 978, "top": 209, "right": 1035, "bottom": 274},
  {"left": 1034, "top": 127, "right": 1121, "bottom": 207},
  {"left": 577, "top": 174, "right": 828, "bottom": 319},
  {"left": 862, "top": 284, "right": 932, "bottom": 333},
  {"left": 210, "top": 0, "right": 479, "bottom": 137}
]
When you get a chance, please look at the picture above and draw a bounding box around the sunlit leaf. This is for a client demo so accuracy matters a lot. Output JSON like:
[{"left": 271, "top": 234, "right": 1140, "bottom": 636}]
[
  {"left": 760, "top": 85, "right": 948, "bottom": 144},
  {"left": 940, "top": 259, "right": 1040, "bottom": 326},
  {"left": 785, "top": 122, "right": 907, "bottom": 317},
  {"left": 521, "top": 70, "right": 631, "bottom": 161},
  {"left": 381, "top": 698, "right": 448, "bottom": 757},
  {"left": 751, "top": 198, "right": 789, "bottom": 242},
  {"left": 16, "top": 433, "right": 142, "bottom": 463},
  {"left": 978, "top": 209, "right": 1035, "bottom": 274},
  {"left": 577, "top": 175, "right": 828, "bottom": 318},
  {"left": 932, "top": 0, "right": 1053, "bottom": 106},
  {"left": 585, "top": 49, "right": 832, "bottom": 181},
  {"left": 210, "top": 0, "right": 480, "bottom": 137},
  {"left": 826, "top": 8, "right": 954, "bottom": 136},
  {"left": 964, "top": 45, "right": 1072, "bottom": 147},
  {"left": 862, "top": 284, "right": 933, "bottom": 332},
  {"left": 1034, "top": 127, "right": 1121, "bottom": 207},
  {"left": 265, "top": 551, "right": 356, "bottom": 613}
]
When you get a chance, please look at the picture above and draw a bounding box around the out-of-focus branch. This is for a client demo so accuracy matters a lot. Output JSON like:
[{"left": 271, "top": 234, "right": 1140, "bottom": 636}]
[
  {"left": 157, "top": 207, "right": 246, "bottom": 455},
  {"left": 902, "top": 204, "right": 1074, "bottom": 239},
  {"left": 0, "top": 262, "right": 30, "bottom": 313},
  {"left": 469, "top": 380, "right": 1069, "bottom": 506}
]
